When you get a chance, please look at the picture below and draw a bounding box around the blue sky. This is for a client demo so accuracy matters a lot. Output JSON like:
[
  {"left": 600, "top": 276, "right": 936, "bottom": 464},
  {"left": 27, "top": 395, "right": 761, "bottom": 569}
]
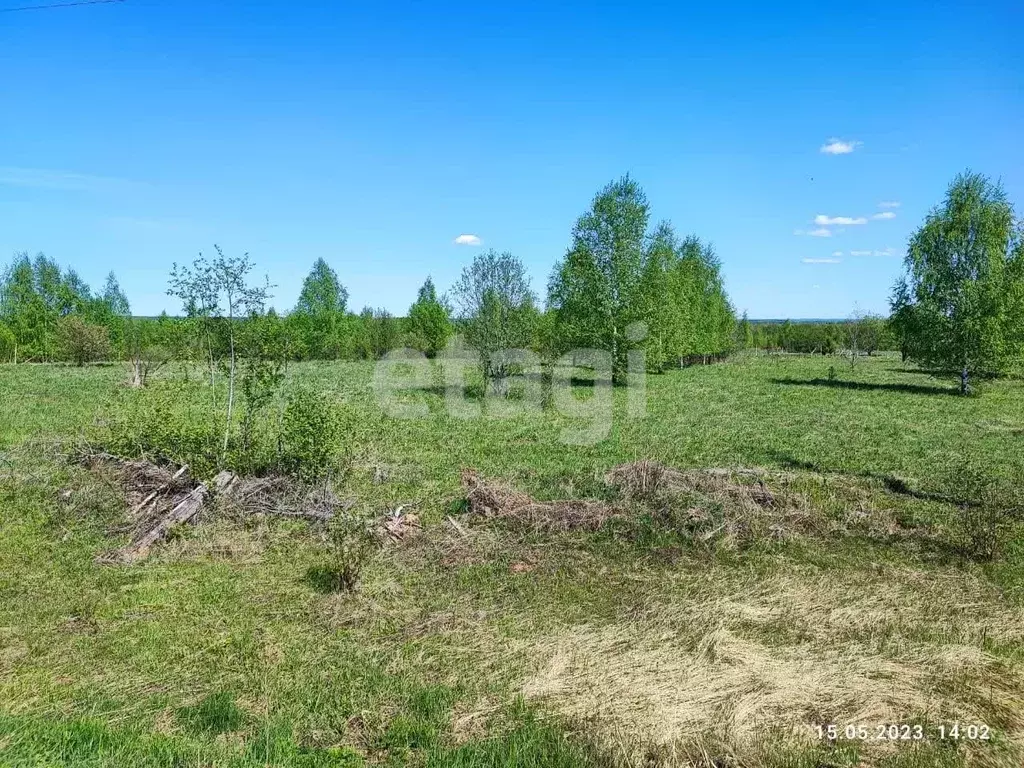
[{"left": 1, "top": 0, "right": 1021, "bottom": 319}]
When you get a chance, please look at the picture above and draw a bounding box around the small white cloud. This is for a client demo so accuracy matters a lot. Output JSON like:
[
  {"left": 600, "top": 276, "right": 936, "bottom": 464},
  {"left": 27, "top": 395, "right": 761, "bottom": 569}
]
[
  {"left": 820, "top": 138, "right": 862, "bottom": 155},
  {"left": 832, "top": 251, "right": 843, "bottom": 257},
  {"left": 871, "top": 211, "right": 896, "bottom": 220},
  {"left": 808, "top": 227, "right": 832, "bottom": 237},
  {"left": 815, "top": 214, "right": 867, "bottom": 226},
  {"left": 803, "top": 258, "right": 842, "bottom": 264},
  {"left": 453, "top": 234, "right": 482, "bottom": 246},
  {"left": 874, "top": 247, "right": 898, "bottom": 257},
  {"left": 878, "top": 201, "right": 901, "bottom": 209},
  {"left": 849, "top": 250, "right": 873, "bottom": 256}
]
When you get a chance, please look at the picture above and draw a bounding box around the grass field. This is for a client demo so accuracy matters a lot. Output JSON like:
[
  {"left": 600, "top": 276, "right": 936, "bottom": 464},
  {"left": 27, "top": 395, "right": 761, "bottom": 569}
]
[{"left": 1, "top": 353, "right": 1023, "bottom": 767}]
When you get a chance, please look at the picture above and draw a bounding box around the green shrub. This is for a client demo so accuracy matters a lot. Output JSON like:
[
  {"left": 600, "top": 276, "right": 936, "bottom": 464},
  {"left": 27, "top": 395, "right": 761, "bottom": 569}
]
[
  {"left": 945, "top": 464, "right": 1021, "bottom": 561},
  {"left": 323, "top": 508, "right": 376, "bottom": 592},
  {"left": 57, "top": 315, "right": 111, "bottom": 366},
  {"left": 0, "top": 321, "right": 15, "bottom": 363},
  {"left": 279, "top": 388, "right": 344, "bottom": 480},
  {"left": 100, "top": 381, "right": 223, "bottom": 477}
]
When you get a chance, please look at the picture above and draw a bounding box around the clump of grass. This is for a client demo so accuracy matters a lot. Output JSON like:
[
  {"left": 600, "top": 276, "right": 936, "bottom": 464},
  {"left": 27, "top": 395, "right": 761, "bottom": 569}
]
[{"left": 177, "top": 691, "right": 245, "bottom": 734}]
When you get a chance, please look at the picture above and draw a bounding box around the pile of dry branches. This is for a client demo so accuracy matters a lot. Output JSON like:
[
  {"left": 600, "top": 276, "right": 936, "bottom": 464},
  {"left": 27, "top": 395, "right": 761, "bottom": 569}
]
[
  {"left": 461, "top": 469, "right": 618, "bottom": 532},
  {"left": 83, "top": 453, "right": 357, "bottom": 564},
  {"left": 461, "top": 461, "right": 828, "bottom": 546},
  {"left": 607, "top": 460, "right": 825, "bottom": 545}
]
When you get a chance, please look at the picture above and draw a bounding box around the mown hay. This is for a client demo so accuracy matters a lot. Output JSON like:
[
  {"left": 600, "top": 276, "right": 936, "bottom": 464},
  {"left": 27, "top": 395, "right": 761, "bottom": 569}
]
[
  {"left": 461, "top": 469, "right": 618, "bottom": 532},
  {"left": 523, "top": 569, "right": 1024, "bottom": 765}
]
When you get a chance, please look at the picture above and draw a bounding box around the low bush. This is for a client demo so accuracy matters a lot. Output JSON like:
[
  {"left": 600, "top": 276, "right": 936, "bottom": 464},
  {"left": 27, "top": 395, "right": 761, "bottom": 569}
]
[
  {"left": 100, "top": 380, "right": 223, "bottom": 477},
  {"left": 323, "top": 508, "right": 376, "bottom": 592},
  {"left": 100, "top": 381, "right": 349, "bottom": 481},
  {"left": 279, "top": 388, "right": 345, "bottom": 481}
]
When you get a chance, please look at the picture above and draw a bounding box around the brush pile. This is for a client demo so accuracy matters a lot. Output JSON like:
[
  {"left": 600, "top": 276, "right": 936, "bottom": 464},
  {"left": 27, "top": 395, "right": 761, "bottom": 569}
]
[
  {"left": 461, "top": 469, "right": 618, "bottom": 532},
  {"left": 82, "top": 453, "right": 354, "bottom": 564},
  {"left": 462, "top": 460, "right": 829, "bottom": 546},
  {"left": 606, "top": 460, "right": 825, "bottom": 545}
]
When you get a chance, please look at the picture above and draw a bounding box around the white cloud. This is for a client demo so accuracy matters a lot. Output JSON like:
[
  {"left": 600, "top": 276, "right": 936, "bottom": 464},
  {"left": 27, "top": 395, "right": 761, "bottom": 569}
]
[
  {"left": 808, "top": 227, "right": 833, "bottom": 237},
  {"left": 815, "top": 214, "right": 867, "bottom": 226},
  {"left": 820, "top": 138, "right": 861, "bottom": 155},
  {"left": 832, "top": 251, "right": 843, "bottom": 257},
  {"left": 871, "top": 211, "right": 896, "bottom": 220},
  {"left": 878, "top": 201, "right": 901, "bottom": 209},
  {"left": 803, "top": 258, "right": 842, "bottom": 264},
  {"left": 453, "top": 234, "right": 482, "bottom": 246},
  {"left": 848, "top": 247, "right": 899, "bottom": 257}
]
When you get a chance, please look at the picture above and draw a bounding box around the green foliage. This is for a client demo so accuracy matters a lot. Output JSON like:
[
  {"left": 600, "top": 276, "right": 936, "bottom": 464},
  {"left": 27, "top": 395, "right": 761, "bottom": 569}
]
[
  {"left": 407, "top": 276, "right": 452, "bottom": 357},
  {"left": 450, "top": 249, "right": 537, "bottom": 384},
  {"left": 0, "top": 252, "right": 127, "bottom": 362},
  {"left": 235, "top": 311, "right": 288, "bottom": 471},
  {"left": 0, "top": 321, "right": 16, "bottom": 362},
  {"left": 168, "top": 246, "right": 276, "bottom": 462},
  {"left": 323, "top": 508, "right": 376, "bottom": 592},
  {"left": 101, "top": 382, "right": 222, "bottom": 479},
  {"left": 102, "top": 381, "right": 224, "bottom": 477},
  {"left": 279, "top": 388, "right": 344, "bottom": 480},
  {"left": 751, "top": 320, "right": 867, "bottom": 355},
  {"left": 549, "top": 175, "right": 648, "bottom": 379},
  {"left": 895, "top": 171, "right": 1024, "bottom": 393},
  {"left": 946, "top": 463, "right": 1021, "bottom": 562},
  {"left": 549, "top": 177, "right": 735, "bottom": 378},
  {"left": 848, "top": 310, "right": 886, "bottom": 360},
  {"left": 56, "top": 316, "right": 111, "bottom": 366},
  {"left": 293, "top": 259, "right": 350, "bottom": 359}
]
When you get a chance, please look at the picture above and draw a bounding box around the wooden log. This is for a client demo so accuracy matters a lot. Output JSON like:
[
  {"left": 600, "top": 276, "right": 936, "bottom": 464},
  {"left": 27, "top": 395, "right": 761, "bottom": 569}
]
[
  {"left": 128, "top": 464, "right": 189, "bottom": 518},
  {"left": 104, "top": 471, "right": 237, "bottom": 564}
]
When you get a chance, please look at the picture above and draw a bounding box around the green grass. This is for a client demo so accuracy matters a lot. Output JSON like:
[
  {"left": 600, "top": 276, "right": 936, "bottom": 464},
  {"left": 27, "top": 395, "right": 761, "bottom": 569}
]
[{"left": 1, "top": 354, "right": 1022, "bottom": 766}]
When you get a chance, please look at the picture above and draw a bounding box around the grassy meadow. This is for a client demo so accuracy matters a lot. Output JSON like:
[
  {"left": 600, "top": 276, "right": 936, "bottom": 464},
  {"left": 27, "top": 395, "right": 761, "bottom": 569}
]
[{"left": 1, "top": 353, "right": 1024, "bottom": 767}]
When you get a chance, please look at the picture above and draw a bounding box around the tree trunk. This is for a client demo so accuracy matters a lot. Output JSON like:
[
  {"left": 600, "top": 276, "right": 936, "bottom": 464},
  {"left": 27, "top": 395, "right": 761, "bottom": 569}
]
[
  {"left": 130, "top": 358, "right": 144, "bottom": 388},
  {"left": 961, "top": 366, "right": 969, "bottom": 395},
  {"left": 224, "top": 317, "right": 236, "bottom": 458}
]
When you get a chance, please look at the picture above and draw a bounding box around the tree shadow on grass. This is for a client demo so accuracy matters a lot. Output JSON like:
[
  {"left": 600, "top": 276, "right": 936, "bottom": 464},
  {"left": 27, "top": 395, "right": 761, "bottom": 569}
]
[
  {"left": 772, "top": 453, "right": 960, "bottom": 505},
  {"left": 403, "top": 372, "right": 626, "bottom": 400},
  {"left": 771, "top": 377, "right": 955, "bottom": 397},
  {"left": 886, "top": 367, "right": 949, "bottom": 377}
]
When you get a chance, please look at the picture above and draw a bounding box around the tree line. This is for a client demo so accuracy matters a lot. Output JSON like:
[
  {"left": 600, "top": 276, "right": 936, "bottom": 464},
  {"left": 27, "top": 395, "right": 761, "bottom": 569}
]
[
  {"left": 741, "top": 316, "right": 894, "bottom": 356},
  {"left": 0, "top": 176, "right": 737, "bottom": 385},
  {"left": 4, "top": 171, "right": 1020, "bottom": 395}
]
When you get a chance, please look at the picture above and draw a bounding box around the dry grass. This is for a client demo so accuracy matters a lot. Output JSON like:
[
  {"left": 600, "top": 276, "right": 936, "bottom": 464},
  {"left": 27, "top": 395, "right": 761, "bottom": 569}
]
[
  {"left": 464, "top": 460, "right": 906, "bottom": 551},
  {"left": 522, "top": 568, "right": 1024, "bottom": 765},
  {"left": 461, "top": 469, "right": 619, "bottom": 532}
]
